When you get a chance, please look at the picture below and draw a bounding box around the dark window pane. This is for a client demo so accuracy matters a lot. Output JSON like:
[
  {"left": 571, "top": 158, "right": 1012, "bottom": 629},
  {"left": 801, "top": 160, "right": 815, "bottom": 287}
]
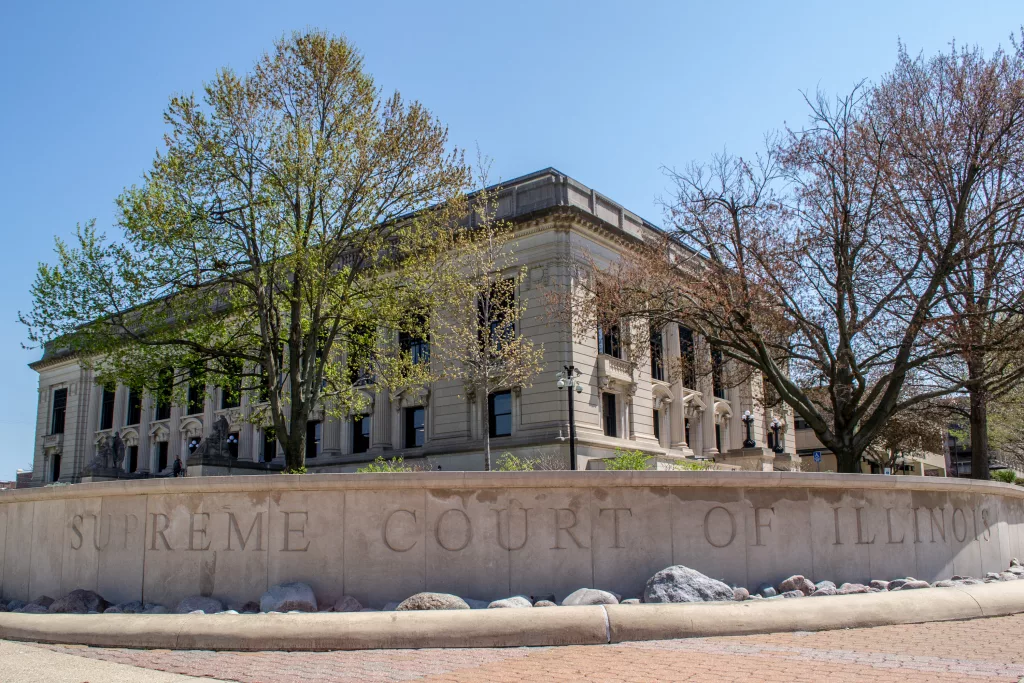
[
  {"left": 405, "top": 407, "right": 425, "bottom": 448},
  {"left": 598, "top": 325, "right": 621, "bottom": 359},
  {"left": 51, "top": 452, "right": 61, "bottom": 481},
  {"left": 650, "top": 328, "right": 664, "bottom": 381},
  {"left": 51, "top": 388, "right": 67, "bottom": 435},
  {"left": 220, "top": 360, "right": 242, "bottom": 409},
  {"left": 155, "top": 369, "right": 173, "bottom": 421},
  {"left": 653, "top": 408, "right": 660, "bottom": 440},
  {"left": 679, "top": 326, "right": 696, "bottom": 388},
  {"left": 128, "top": 445, "right": 139, "bottom": 473},
  {"left": 126, "top": 388, "right": 142, "bottom": 426},
  {"left": 603, "top": 393, "right": 617, "bottom": 437},
  {"left": 100, "top": 387, "right": 116, "bottom": 431},
  {"left": 158, "top": 442, "right": 169, "bottom": 471},
  {"left": 353, "top": 416, "right": 371, "bottom": 453},
  {"left": 263, "top": 427, "right": 276, "bottom": 462},
  {"left": 488, "top": 391, "right": 512, "bottom": 438},
  {"left": 306, "top": 421, "right": 322, "bottom": 459},
  {"left": 711, "top": 348, "right": 725, "bottom": 399}
]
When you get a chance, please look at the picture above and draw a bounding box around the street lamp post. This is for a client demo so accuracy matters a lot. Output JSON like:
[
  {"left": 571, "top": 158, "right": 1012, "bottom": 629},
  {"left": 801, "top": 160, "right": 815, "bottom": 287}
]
[
  {"left": 770, "top": 418, "right": 784, "bottom": 454},
  {"left": 741, "top": 410, "right": 756, "bottom": 448},
  {"left": 556, "top": 365, "right": 583, "bottom": 470}
]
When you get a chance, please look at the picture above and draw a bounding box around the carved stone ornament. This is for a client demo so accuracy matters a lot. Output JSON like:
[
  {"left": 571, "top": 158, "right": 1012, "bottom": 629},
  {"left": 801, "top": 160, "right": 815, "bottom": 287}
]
[{"left": 190, "top": 415, "right": 231, "bottom": 461}]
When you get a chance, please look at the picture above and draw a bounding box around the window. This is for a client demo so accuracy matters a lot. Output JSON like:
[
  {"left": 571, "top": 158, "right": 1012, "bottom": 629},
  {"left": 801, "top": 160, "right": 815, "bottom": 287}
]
[
  {"left": 684, "top": 418, "right": 691, "bottom": 447},
  {"left": 99, "top": 386, "right": 116, "bottom": 431},
  {"left": 126, "top": 388, "right": 142, "bottom": 426},
  {"left": 711, "top": 348, "right": 726, "bottom": 399},
  {"left": 187, "top": 370, "right": 205, "bottom": 415},
  {"left": 127, "top": 445, "right": 139, "bottom": 473},
  {"left": 154, "top": 369, "right": 173, "bottom": 421},
  {"left": 488, "top": 391, "right": 512, "bottom": 438},
  {"left": 352, "top": 416, "right": 371, "bottom": 454},
  {"left": 51, "top": 452, "right": 62, "bottom": 482},
  {"left": 263, "top": 427, "right": 277, "bottom": 462},
  {"left": 220, "top": 360, "right": 242, "bottom": 409},
  {"left": 157, "top": 441, "right": 169, "bottom": 472},
  {"left": 653, "top": 409, "right": 660, "bottom": 441},
  {"left": 404, "top": 407, "right": 425, "bottom": 448},
  {"left": 794, "top": 417, "right": 811, "bottom": 430},
  {"left": 306, "top": 421, "right": 322, "bottom": 459},
  {"left": 603, "top": 393, "right": 617, "bottom": 437},
  {"left": 679, "top": 326, "right": 696, "bottom": 388},
  {"left": 598, "top": 325, "right": 621, "bottom": 359},
  {"left": 399, "top": 313, "right": 430, "bottom": 365},
  {"left": 188, "top": 437, "right": 202, "bottom": 454},
  {"left": 767, "top": 432, "right": 775, "bottom": 450},
  {"left": 715, "top": 424, "right": 722, "bottom": 452},
  {"left": 227, "top": 432, "right": 239, "bottom": 459},
  {"left": 650, "top": 328, "right": 664, "bottom": 381},
  {"left": 51, "top": 388, "right": 68, "bottom": 435},
  {"left": 478, "top": 279, "right": 516, "bottom": 350}
]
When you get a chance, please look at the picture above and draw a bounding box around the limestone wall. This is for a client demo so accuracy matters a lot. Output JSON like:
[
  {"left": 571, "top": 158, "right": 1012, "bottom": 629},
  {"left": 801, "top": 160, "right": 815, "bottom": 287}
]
[{"left": 1, "top": 472, "right": 1021, "bottom": 608}]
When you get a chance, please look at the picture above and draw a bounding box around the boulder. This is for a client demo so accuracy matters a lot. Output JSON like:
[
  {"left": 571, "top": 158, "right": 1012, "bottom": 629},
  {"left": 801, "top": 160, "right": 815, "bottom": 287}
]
[
  {"left": 778, "top": 575, "right": 816, "bottom": 596},
  {"left": 869, "top": 580, "right": 890, "bottom": 591},
  {"left": 488, "top": 596, "right": 533, "bottom": 608},
  {"left": 260, "top": 582, "right": 318, "bottom": 613},
  {"left": 5, "top": 600, "right": 26, "bottom": 612},
  {"left": 30, "top": 595, "right": 55, "bottom": 609},
  {"left": 620, "top": 598, "right": 641, "bottom": 605},
  {"left": 333, "top": 596, "right": 363, "bottom": 613},
  {"left": 756, "top": 583, "right": 777, "bottom": 598},
  {"left": 644, "top": 565, "right": 733, "bottom": 604},
  {"left": 175, "top": 596, "right": 223, "bottom": 614},
  {"left": 780, "top": 590, "right": 804, "bottom": 598},
  {"left": 814, "top": 580, "right": 836, "bottom": 592},
  {"left": 893, "top": 580, "right": 930, "bottom": 590},
  {"left": 395, "top": 593, "right": 470, "bottom": 611},
  {"left": 49, "top": 589, "right": 109, "bottom": 614},
  {"left": 810, "top": 586, "right": 837, "bottom": 597},
  {"left": 887, "top": 578, "right": 913, "bottom": 590},
  {"left": 998, "top": 572, "right": 1019, "bottom": 581},
  {"left": 732, "top": 587, "right": 750, "bottom": 601},
  {"left": 837, "top": 583, "right": 870, "bottom": 595},
  {"left": 932, "top": 580, "right": 958, "bottom": 588},
  {"left": 534, "top": 600, "right": 557, "bottom": 607},
  {"left": 16, "top": 604, "right": 49, "bottom": 614},
  {"left": 562, "top": 588, "right": 619, "bottom": 606}
]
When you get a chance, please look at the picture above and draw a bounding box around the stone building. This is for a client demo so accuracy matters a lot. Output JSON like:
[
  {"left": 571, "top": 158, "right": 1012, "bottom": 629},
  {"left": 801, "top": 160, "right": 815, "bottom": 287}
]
[{"left": 27, "top": 169, "right": 796, "bottom": 485}]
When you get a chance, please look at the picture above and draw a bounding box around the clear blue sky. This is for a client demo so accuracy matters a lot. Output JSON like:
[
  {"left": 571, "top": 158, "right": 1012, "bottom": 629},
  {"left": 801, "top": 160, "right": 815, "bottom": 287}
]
[{"left": 0, "top": 0, "right": 1020, "bottom": 478}]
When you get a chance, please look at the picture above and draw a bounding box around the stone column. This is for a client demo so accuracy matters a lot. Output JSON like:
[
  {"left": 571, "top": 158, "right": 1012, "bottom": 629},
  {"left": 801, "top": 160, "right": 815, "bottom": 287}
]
[
  {"left": 371, "top": 392, "right": 392, "bottom": 449},
  {"left": 323, "top": 414, "right": 342, "bottom": 457},
  {"left": 202, "top": 383, "right": 216, "bottom": 437},
  {"left": 138, "top": 393, "right": 152, "bottom": 473},
  {"left": 82, "top": 373, "right": 102, "bottom": 477}
]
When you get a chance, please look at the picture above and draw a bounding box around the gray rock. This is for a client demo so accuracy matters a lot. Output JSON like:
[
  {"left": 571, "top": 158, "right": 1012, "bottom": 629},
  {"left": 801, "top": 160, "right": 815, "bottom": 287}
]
[
  {"left": 837, "top": 583, "right": 870, "bottom": 595},
  {"left": 5, "top": 600, "right": 26, "bottom": 612},
  {"left": 644, "top": 565, "right": 733, "bottom": 604},
  {"left": 219, "top": 610, "right": 240, "bottom": 615},
  {"left": 778, "top": 575, "right": 816, "bottom": 596},
  {"left": 395, "top": 593, "right": 470, "bottom": 611},
  {"left": 115, "top": 600, "right": 145, "bottom": 614},
  {"left": 175, "top": 596, "right": 223, "bottom": 614},
  {"left": 105, "top": 606, "right": 124, "bottom": 613},
  {"left": 869, "top": 580, "right": 890, "bottom": 591},
  {"left": 810, "top": 586, "right": 837, "bottom": 596},
  {"left": 531, "top": 593, "right": 556, "bottom": 604},
  {"left": 383, "top": 601, "right": 400, "bottom": 611},
  {"left": 998, "top": 571, "right": 1019, "bottom": 581},
  {"left": 562, "top": 588, "right": 619, "bottom": 606},
  {"left": 780, "top": 590, "right": 804, "bottom": 598},
  {"left": 756, "top": 583, "right": 777, "bottom": 598},
  {"left": 488, "top": 596, "right": 533, "bottom": 608},
  {"left": 49, "top": 589, "right": 109, "bottom": 614},
  {"left": 747, "top": 594, "right": 764, "bottom": 600},
  {"left": 333, "top": 596, "right": 363, "bottom": 613},
  {"left": 985, "top": 572, "right": 1002, "bottom": 580},
  {"left": 1011, "top": 557, "right": 1020, "bottom": 567},
  {"left": 887, "top": 579, "right": 913, "bottom": 590},
  {"left": 15, "top": 604, "right": 50, "bottom": 614},
  {"left": 814, "top": 580, "right": 836, "bottom": 592},
  {"left": 893, "top": 580, "right": 930, "bottom": 590},
  {"left": 533, "top": 600, "right": 557, "bottom": 607},
  {"left": 143, "top": 605, "right": 170, "bottom": 614},
  {"left": 29, "top": 595, "right": 55, "bottom": 609},
  {"left": 188, "top": 610, "right": 205, "bottom": 615},
  {"left": 261, "top": 582, "right": 317, "bottom": 613},
  {"left": 933, "top": 580, "right": 958, "bottom": 588},
  {"left": 620, "top": 598, "right": 641, "bottom": 605},
  {"left": 733, "top": 587, "right": 750, "bottom": 601}
]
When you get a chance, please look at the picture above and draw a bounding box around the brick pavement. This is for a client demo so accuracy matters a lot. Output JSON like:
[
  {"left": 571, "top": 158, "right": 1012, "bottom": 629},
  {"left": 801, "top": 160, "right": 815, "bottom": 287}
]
[{"left": 15, "top": 613, "right": 1024, "bottom": 682}]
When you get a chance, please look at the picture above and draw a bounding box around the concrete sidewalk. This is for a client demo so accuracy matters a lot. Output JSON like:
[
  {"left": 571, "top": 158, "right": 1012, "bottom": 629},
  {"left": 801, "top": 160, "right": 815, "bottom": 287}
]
[{"left": 0, "top": 640, "right": 224, "bottom": 682}]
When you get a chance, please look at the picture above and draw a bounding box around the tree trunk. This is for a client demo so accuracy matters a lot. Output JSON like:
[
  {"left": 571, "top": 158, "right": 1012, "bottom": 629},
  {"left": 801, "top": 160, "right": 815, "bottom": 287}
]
[
  {"left": 969, "top": 388, "right": 990, "bottom": 480},
  {"left": 483, "top": 403, "right": 491, "bottom": 471},
  {"left": 834, "top": 447, "right": 861, "bottom": 474}
]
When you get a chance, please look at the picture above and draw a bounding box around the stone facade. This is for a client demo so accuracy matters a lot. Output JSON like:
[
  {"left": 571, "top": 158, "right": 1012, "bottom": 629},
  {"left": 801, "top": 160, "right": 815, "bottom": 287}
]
[
  {"left": 26, "top": 169, "right": 796, "bottom": 485},
  {"left": 0, "top": 472, "right": 1020, "bottom": 607}
]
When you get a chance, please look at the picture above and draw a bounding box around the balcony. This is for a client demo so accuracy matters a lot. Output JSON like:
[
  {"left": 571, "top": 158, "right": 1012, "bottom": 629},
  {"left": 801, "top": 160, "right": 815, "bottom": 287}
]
[{"left": 597, "top": 354, "right": 635, "bottom": 392}]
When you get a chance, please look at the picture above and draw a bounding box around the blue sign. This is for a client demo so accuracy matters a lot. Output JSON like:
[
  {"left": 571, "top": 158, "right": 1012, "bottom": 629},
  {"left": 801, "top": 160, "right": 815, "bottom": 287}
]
[{"left": 813, "top": 451, "right": 822, "bottom": 463}]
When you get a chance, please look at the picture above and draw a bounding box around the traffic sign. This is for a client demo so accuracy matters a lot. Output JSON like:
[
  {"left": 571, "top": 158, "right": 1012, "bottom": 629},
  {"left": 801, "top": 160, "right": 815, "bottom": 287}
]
[{"left": 813, "top": 451, "right": 821, "bottom": 463}]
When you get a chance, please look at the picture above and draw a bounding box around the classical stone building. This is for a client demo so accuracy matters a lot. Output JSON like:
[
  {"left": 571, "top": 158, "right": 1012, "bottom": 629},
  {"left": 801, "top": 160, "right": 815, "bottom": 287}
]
[{"left": 27, "top": 169, "right": 795, "bottom": 485}]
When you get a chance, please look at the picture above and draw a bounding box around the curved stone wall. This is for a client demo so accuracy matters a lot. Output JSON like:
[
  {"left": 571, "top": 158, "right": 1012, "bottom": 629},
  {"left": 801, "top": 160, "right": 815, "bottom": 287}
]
[{"left": 1, "top": 472, "right": 1021, "bottom": 608}]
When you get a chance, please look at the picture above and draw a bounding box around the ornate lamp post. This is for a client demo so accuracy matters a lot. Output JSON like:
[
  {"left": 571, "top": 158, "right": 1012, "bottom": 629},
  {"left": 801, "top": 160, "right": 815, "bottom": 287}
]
[
  {"left": 556, "top": 365, "right": 584, "bottom": 470},
  {"left": 741, "top": 410, "right": 756, "bottom": 448},
  {"left": 770, "top": 418, "right": 784, "bottom": 454}
]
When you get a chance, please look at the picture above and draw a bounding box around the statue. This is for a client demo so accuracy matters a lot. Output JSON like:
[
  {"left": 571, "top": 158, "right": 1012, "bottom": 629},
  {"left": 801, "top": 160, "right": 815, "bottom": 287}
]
[
  {"left": 83, "top": 435, "right": 114, "bottom": 473},
  {"left": 189, "top": 416, "right": 231, "bottom": 461},
  {"left": 111, "top": 431, "right": 125, "bottom": 469}
]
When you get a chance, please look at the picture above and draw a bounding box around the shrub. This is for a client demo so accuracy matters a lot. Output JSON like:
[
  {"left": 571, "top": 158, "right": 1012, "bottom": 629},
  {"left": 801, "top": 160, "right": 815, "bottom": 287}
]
[
  {"left": 604, "top": 448, "right": 652, "bottom": 471},
  {"left": 282, "top": 465, "right": 308, "bottom": 475},
  {"left": 357, "top": 456, "right": 414, "bottom": 473},
  {"left": 992, "top": 469, "right": 1018, "bottom": 484},
  {"left": 672, "top": 459, "right": 714, "bottom": 471},
  {"left": 495, "top": 452, "right": 539, "bottom": 471}
]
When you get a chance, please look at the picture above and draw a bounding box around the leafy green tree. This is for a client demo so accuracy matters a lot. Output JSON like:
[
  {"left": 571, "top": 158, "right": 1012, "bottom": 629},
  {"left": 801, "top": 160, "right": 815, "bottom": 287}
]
[{"left": 21, "top": 31, "right": 469, "bottom": 472}]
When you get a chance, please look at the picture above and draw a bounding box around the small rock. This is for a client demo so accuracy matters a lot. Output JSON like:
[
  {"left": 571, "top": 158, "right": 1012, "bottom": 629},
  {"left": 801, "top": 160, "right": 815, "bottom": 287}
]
[
  {"left": 837, "top": 583, "right": 870, "bottom": 595},
  {"left": 115, "top": 601, "right": 145, "bottom": 614},
  {"left": 756, "top": 583, "right": 777, "bottom": 598},
  {"left": 893, "top": 580, "right": 930, "bottom": 590},
  {"left": 1011, "top": 558, "right": 1020, "bottom": 567},
  {"left": 933, "top": 580, "right": 958, "bottom": 588},
  {"left": 999, "top": 572, "right": 1019, "bottom": 581},
  {"left": 780, "top": 590, "right": 804, "bottom": 599},
  {"left": 868, "top": 587, "right": 883, "bottom": 593},
  {"left": 562, "top": 588, "right": 619, "bottom": 606},
  {"left": 175, "top": 596, "right": 223, "bottom": 614},
  {"left": 49, "top": 589, "right": 110, "bottom": 614},
  {"left": 260, "top": 582, "right": 318, "bottom": 613},
  {"left": 233, "top": 601, "right": 260, "bottom": 614},
  {"left": 383, "top": 601, "right": 400, "bottom": 611},
  {"left": 887, "top": 579, "right": 912, "bottom": 590},
  {"left": 747, "top": 594, "right": 764, "bottom": 600},
  {"left": 733, "top": 587, "right": 749, "bottom": 601},
  {"left": 814, "top": 580, "right": 836, "bottom": 592},
  {"left": 219, "top": 610, "right": 240, "bottom": 615},
  {"left": 644, "top": 565, "right": 733, "bottom": 604},
  {"left": 810, "top": 586, "right": 837, "bottom": 596},
  {"left": 104, "top": 606, "right": 124, "bottom": 614},
  {"left": 333, "top": 596, "right": 363, "bottom": 613},
  {"left": 533, "top": 600, "right": 557, "bottom": 607},
  {"left": 620, "top": 598, "right": 641, "bottom": 605},
  {"left": 488, "top": 596, "right": 533, "bottom": 608},
  {"left": 143, "top": 605, "right": 169, "bottom": 614},
  {"left": 188, "top": 610, "right": 205, "bottom": 615},
  {"left": 778, "top": 575, "right": 816, "bottom": 596},
  {"left": 869, "top": 580, "right": 890, "bottom": 591},
  {"left": 30, "top": 596, "right": 55, "bottom": 609},
  {"left": 531, "top": 593, "right": 556, "bottom": 604},
  {"left": 15, "top": 604, "right": 50, "bottom": 614},
  {"left": 5, "top": 600, "right": 26, "bottom": 611},
  {"left": 395, "top": 593, "right": 470, "bottom": 611}
]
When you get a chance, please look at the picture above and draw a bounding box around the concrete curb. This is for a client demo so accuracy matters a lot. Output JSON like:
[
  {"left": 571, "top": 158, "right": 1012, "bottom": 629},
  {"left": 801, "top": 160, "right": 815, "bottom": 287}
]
[{"left": 2, "top": 582, "right": 1023, "bottom": 651}]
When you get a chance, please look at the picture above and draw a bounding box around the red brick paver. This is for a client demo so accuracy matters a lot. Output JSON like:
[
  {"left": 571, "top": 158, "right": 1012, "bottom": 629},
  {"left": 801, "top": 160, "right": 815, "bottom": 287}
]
[{"left": 22, "top": 613, "right": 1024, "bottom": 682}]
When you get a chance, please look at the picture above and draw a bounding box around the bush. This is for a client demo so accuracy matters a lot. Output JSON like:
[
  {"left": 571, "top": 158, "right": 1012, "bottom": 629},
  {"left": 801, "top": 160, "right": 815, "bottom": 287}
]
[
  {"left": 282, "top": 465, "right": 308, "bottom": 475},
  {"left": 357, "top": 456, "right": 414, "bottom": 473},
  {"left": 495, "top": 452, "right": 539, "bottom": 471},
  {"left": 991, "top": 469, "right": 1018, "bottom": 484},
  {"left": 672, "top": 459, "right": 714, "bottom": 471},
  {"left": 604, "top": 448, "right": 652, "bottom": 471}
]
